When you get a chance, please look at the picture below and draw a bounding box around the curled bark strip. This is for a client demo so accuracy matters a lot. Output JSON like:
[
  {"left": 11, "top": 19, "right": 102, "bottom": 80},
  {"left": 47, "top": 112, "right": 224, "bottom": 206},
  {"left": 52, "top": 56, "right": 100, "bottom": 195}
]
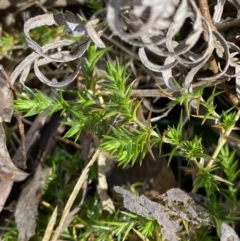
[
  {"left": 138, "top": 47, "right": 178, "bottom": 73},
  {"left": 166, "top": 4, "right": 210, "bottom": 66},
  {"left": 24, "top": 14, "right": 66, "bottom": 63},
  {"left": 107, "top": 0, "right": 167, "bottom": 39},
  {"left": 34, "top": 56, "right": 82, "bottom": 88},
  {"left": 107, "top": 0, "right": 179, "bottom": 46},
  {"left": 162, "top": 56, "right": 179, "bottom": 91},
  {"left": 10, "top": 40, "right": 74, "bottom": 85},
  {"left": 142, "top": 36, "right": 173, "bottom": 57},
  {"left": 86, "top": 19, "right": 106, "bottom": 48},
  {"left": 18, "top": 10, "right": 96, "bottom": 88},
  {"left": 24, "top": 13, "right": 89, "bottom": 63},
  {"left": 182, "top": 20, "right": 214, "bottom": 89},
  {"left": 198, "top": 30, "right": 230, "bottom": 81},
  {"left": 213, "top": 0, "right": 226, "bottom": 23},
  {"left": 215, "top": 18, "right": 240, "bottom": 31},
  {"left": 105, "top": 0, "right": 237, "bottom": 94},
  {"left": 166, "top": 0, "right": 193, "bottom": 55},
  {"left": 235, "top": 66, "right": 240, "bottom": 99},
  {"left": 169, "top": 17, "right": 213, "bottom": 66},
  {"left": 223, "top": 43, "right": 240, "bottom": 77},
  {"left": 11, "top": 1, "right": 240, "bottom": 103},
  {"left": 106, "top": 0, "right": 217, "bottom": 93}
]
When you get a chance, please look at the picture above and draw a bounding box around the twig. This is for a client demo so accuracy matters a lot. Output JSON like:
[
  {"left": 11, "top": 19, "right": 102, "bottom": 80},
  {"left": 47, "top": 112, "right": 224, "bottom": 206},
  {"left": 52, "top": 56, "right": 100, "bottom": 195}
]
[
  {"left": 50, "top": 149, "right": 100, "bottom": 241},
  {"left": 150, "top": 106, "right": 174, "bottom": 122},
  {"left": 42, "top": 207, "right": 58, "bottom": 241},
  {"left": 198, "top": 0, "right": 216, "bottom": 30},
  {"left": 54, "top": 136, "right": 81, "bottom": 149},
  {"left": 198, "top": 0, "right": 218, "bottom": 74},
  {"left": 215, "top": 19, "right": 240, "bottom": 31},
  {"left": 207, "top": 109, "right": 240, "bottom": 168},
  {"left": 59, "top": 180, "right": 88, "bottom": 233}
]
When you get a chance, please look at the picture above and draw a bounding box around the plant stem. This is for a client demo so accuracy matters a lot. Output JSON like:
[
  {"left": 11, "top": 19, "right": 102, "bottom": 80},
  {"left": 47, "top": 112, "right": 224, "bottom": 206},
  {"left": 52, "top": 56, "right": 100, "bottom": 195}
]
[
  {"left": 198, "top": 0, "right": 216, "bottom": 30},
  {"left": 50, "top": 149, "right": 100, "bottom": 241},
  {"left": 207, "top": 109, "right": 240, "bottom": 168},
  {"left": 198, "top": 0, "right": 218, "bottom": 74},
  {"left": 191, "top": 185, "right": 198, "bottom": 194}
]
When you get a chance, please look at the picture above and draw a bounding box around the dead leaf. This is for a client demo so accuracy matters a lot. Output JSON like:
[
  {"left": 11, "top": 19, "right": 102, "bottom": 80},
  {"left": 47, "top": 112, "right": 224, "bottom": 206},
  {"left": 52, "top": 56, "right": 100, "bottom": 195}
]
[
  {"left": 114, "top": 186, "right": 181, "bottom": 241},
  {"left": 0, "top": 179, "right": 13, "bottom": 212},
  {"left": 15, "top": 166, "right": 50, "bottom": 241},
  {"left": 114, "top": 186, "right": 213, "bottom": 241},
  {"left": 0, "top": 123, "right": 28, "bottom": 182},
  {"left": 160, "top": 188, "right": 210, "bottom": 225},
  {"left": 0, "top": 66, "right": 28, "bottom": 213},
  {"left": 54, "top": 10, "right": 86, "bottom": 37}
]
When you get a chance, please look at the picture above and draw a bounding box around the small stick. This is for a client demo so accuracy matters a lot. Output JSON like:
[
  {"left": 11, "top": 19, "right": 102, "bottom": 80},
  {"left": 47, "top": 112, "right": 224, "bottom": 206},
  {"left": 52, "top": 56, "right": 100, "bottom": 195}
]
[
  {"left": 198, "top": 0, "right": 218, "bottom": 74},
  {"left": 198, "top": 0, "right": 217, "bottom": 30}
]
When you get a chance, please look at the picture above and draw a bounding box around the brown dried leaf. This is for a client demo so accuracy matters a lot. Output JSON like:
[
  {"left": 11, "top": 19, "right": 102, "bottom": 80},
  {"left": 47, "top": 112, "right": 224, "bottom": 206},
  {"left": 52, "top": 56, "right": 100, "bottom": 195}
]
[
  {"left": 0, "top": 123, "right": 29, "bottom": 182},
  {"left": 15, "top": 166, "right": 50, "bottom": 241},
  {"left": 0, "top": 66, "right": 28, "bottom": 212},
  {"left": 0, "top": 179, "right": 13, "bottom": 212}
]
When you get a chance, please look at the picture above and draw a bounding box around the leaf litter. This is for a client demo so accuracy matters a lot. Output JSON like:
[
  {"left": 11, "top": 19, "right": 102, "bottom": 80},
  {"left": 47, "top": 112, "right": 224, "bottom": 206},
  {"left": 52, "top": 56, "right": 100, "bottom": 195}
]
[
  {"left": 15, "top": 166, "right": 50, "bottom": 241},
  {"left": 0, "top": 66, "right": 29, "bottom": 213},
  {"left": 114, "top": 186, "right": 212, "bottom": 241}
]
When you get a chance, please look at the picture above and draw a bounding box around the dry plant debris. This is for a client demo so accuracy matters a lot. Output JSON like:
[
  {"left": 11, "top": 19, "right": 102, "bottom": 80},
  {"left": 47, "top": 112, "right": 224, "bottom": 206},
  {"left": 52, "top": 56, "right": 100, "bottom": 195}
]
[
  {"left": 10, "top": 0, "right": 240, "bottom": 101},
  {"left": 221, "top": 222, "right": 240, "bottom": 241},
  {"left": 0, "top": 67, "right": 29, "bottom": 212},
  {"left": 114, "top": 186, "right": 212, "bottom": 241},
  {"left": 15, "top": 166, "right": 50, "bottom": 241}
]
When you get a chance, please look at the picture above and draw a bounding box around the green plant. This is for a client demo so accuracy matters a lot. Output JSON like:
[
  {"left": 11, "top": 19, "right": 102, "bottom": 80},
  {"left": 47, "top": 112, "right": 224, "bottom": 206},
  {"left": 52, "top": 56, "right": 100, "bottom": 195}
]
[
  {"left": 14, "top": 44, "right": 160, "bottom": 167},
  {"left": 12, "top": 39, "right": 240, "bottom": 240},
  {"left": 3, "top": 0, "right": 240, "bottom": 240},
  {"left": 2, "top": 2, "right": 237, "bottom": 236},
  {"left": 11, "top": 40, "right": 240, "bottom": 240}
]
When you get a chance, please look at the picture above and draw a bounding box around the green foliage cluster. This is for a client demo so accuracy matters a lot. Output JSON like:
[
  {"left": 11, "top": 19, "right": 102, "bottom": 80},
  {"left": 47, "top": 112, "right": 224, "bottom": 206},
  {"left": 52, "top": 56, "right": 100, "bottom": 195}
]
[
  {"left": 14, "top": 44, "right": 161, "bottom": 167},
  {"left": 11, "top": 41, "right": 240, "bottom": 240}
]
